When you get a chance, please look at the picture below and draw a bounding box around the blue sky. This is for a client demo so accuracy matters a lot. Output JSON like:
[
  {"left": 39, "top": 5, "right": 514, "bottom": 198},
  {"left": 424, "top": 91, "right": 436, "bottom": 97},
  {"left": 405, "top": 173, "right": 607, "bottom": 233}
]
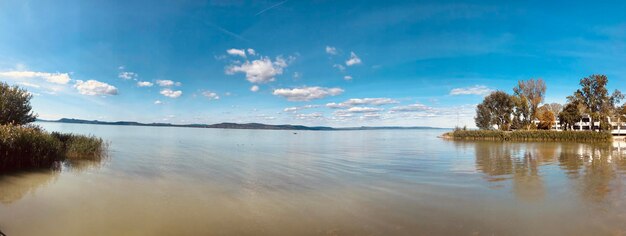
[{"left": 0, "top": 0, "right": 625, "bottom": 128}]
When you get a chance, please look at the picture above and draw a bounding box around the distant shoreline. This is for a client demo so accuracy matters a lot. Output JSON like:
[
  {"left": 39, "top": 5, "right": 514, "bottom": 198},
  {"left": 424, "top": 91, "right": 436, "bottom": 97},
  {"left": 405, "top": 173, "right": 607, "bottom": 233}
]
[{"left": 37, "top": 118, "right": 448, "bottom": 131}]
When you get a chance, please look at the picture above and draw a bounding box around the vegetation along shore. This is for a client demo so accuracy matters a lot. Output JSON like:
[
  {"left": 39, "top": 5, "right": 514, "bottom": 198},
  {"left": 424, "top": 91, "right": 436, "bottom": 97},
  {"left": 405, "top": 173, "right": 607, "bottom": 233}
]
[
  {"left": 445, "top": 75, "right": 625, "bottom": 142},
  {"left": 0, "top": 82, "right": 106, "bottom": 172}
]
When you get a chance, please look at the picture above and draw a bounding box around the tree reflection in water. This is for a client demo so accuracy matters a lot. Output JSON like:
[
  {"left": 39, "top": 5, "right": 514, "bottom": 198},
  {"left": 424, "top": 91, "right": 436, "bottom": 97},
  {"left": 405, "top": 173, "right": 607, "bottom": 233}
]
[{"left": 467, "top": 141, "right": 626, "bottom": 202}]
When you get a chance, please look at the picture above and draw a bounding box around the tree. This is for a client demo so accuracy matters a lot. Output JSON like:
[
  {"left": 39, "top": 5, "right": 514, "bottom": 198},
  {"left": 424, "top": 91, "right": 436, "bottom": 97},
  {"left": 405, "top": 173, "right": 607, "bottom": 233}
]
[
  {"left": 536, "top": 105, "right": 555, "bottom": 130},
  {"left": 511, "top": 95, "right": 530, "bottom": 130},
  {"left": 567, "top": 75, "right": 623, "bottom": 131},
  {"left": 475, "top": 104, "right": 492, "bottom": 130},
  {"left": 547, "top": 103, "right": 563, "bottom": 115},
  {"left": 474, "top": 91, "right": 515, "bottom": 130},
  {"left": 0, "top": 82, "right": 37, "bottom": 125},
  {"left": 558, "top": 102, "right": 582, "bottom": 130},
  {"left": 513, "top": 78, "right": 546, "bottom": 128}
]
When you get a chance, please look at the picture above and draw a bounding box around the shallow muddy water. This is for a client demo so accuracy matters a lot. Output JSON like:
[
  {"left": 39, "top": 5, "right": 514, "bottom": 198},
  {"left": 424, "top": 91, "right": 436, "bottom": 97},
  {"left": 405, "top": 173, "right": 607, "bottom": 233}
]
[{"left": 1, "top": 123, "right": 626, "bottom": 235}]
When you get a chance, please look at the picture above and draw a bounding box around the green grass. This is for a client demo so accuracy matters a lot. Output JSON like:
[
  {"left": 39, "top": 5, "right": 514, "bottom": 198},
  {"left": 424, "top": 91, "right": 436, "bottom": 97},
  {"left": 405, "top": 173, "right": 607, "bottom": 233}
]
[
  {"left": 445, "top": 129, "right": 613, "bottom": 142},
  {"left": 0, "top": 125, "right": 106, "bottom": 172}
]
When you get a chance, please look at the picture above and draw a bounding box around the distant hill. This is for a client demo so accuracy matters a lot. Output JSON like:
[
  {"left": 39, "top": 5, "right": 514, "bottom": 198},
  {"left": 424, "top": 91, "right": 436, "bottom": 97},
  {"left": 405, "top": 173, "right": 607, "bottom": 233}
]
[{"left": 37, "top": 118, "right": 446, "bottom": 131}]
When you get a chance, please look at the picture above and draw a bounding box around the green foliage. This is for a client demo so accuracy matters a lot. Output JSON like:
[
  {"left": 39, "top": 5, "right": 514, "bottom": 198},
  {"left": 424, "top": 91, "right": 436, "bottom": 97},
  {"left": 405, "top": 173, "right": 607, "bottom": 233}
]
[
  {"left": 0, "top": 82, "right": 37, "bottom": 125},
  {"left": 475, "top": 91, "right": 515, "bottom": 130},
  {"left": 0, "top": 125, "right": 106, "bottom": 172},
  {"left": 475, "top": 104, "right": 492, "bottom": 130},
  {"left": 511, "top": 95, "right": 531, "bottom": 130},
  {"left": 567, "top": 75, "right": 623, "bottom": 131},
  {"left": 559, "top": 102, "right": 582, "bottom": 130},
  {"left": 449, "top": 130, "right": 612, "bottom": 142}
]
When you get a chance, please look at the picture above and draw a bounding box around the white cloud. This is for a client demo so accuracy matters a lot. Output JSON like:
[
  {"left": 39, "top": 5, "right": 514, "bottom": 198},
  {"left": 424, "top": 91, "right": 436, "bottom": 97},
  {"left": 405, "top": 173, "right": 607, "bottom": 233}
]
[
  {"left": 226, "top": 48, "right": 247, "bottom": 57},
  {"left": 272, "top": 86, "right": 344, "bottom": 101},
  {"left": 118, "top": 71, "right": 138, "bottom": 80},
  {"left": 18, "top": 82, "right": 41, "bottom": 88},
  {"left": 156, "top": 80, "right": 181, "bottom": 87},
  {"left": 389, "top": 103, "right": 432, "bottom": 112},
  {"left": 325, "top": 46, "right": 337, "bottom": 55},
  {"left": 449, "top": 85, "right": 493, "bottom": 96},
  {"left": 74, "top": 80, "right": 118, "bottom": 96},
  {"left": 283, "top": 105, "right": 319, "bottom": 112},
  {"left": 137, "top": 81, "right": 153, "bottom": 87},
  {"left": 333, "top": 64, "right": 346, "bottom": 72},
  {"left": 160, "top": 88, "right": 182, "bottom": 98},
  {"left": 226, "top": 57, "right": 289, "bottom": 83},
  {"left": 326, "top": 98, "right": 399, "bottom": 108},
  {"left": 154, "top": 100, "right": 163, "bottom": 105},
  {"left": 247, "top": 48, "right": 256, "bottom": 56},
  {"left": 296, "top": 112, "right": 324, "bottom": 120},
  {"left": 345, "top": 52, "right": 362, "bottom": 66},
  {"left": 344, "top": 75, "right": 353, "bottom": 80},
  {"left": 250, "top": 85, "right": 259, "bottom": 92},
  {"left": 345, "top": 107, "right": 383, "bottom": 113},
  {"left": 333, "top": 107, "right": 383, "bottom": 118},
  {"left": 0, "top": 71, "right": 71, "bottom": 84},
  {"left": 202, "top": 91, "right": 220, "bottom": 100}
]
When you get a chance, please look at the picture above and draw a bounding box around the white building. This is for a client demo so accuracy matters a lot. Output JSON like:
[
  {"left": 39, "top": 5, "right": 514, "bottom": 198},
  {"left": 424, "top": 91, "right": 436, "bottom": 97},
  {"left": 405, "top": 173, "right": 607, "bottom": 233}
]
[{"left": 544, "top": 114, "right": 626, "bottom": 135}]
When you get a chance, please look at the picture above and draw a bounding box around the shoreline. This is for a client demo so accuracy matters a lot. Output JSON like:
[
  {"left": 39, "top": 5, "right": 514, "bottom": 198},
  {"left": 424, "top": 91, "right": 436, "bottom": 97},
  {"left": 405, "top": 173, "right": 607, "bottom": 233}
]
[{"left": 442, "top": 130, "right": 615, "bottom": 142}]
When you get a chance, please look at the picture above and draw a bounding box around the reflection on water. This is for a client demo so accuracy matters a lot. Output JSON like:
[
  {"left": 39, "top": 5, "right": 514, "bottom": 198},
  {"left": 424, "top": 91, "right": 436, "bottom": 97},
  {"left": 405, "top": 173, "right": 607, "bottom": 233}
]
[
  {"left": 1, "top": 123, "right": 626, "bottom": 235},
  {"left": 465, "top": 141, "right": 626, "bottom": 203},
  {"left": 0, "top": 160, "right": 103, "bottom": 204}
]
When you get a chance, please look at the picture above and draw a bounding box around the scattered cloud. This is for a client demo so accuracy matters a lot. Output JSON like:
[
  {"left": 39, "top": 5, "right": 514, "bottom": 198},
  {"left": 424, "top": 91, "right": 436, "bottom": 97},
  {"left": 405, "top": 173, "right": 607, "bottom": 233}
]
[
  {"left": 154, "top": 100, "right": 163, "bottom": 105},
  {"left": 250, "top": 85, "right": 260, "bottom": 92},
  {"left": 226, "top": 56, "right": 289, "bottom": 83},
  {"left": 326, "top": 98, "right": 399, "bottom": 108},
  {"left": 344, "top": 75, "right": 352, "bottom": 80},
  {"left": 449, "top": 85, "right": 492, "bottom": 96},
  {"left": 389, "top": 103, "right": 432, "bottom": 112},
  {"left": 226, "top": 48, "right": 247, "bottom": 58},
  {"left": 345, "top": 107, "right": 383, "bottom": 113},
  {"left": 202, "top": 91, "right": 220, "bottom": 100},
  {"left": 18, "top": 82, "right": 41, "bottom": 88},
  {"left": 247, "top": 48, "right": 256, "bottom": 56},
  {"left": 295, "top": 112, "right": 324, "bottom": 120},
  {"left": 74, "top": 80, "right": 118, "bottom": 96},
  {"left": 118, "top": 71, "right": 138, "bottom": 80},
  {"left": 345, "top": 52, "right": 362, "bottom": 66},
  {"left": 283, "top": 104, "right": 319, "bottom": 112},
  {"left": 160, "top": 88, "right": 182, "bottom": 98},
  {"left": 137, "top": 81, "right": 153, "bottom": 87},
  {"left": 333, "top": 64, "right": 346, "bottom": 72},
  {"left": 273, "top": 86, "right": 344, "bottom": 101},
  {"left": 325, "top": 46, "right": 337, "bottom": 55},
  {"left": 0, "top": 70, "right": 71, "bottom": 84},
  {"left": 156, "top": 79, "right": 181, "bottom": 87}
]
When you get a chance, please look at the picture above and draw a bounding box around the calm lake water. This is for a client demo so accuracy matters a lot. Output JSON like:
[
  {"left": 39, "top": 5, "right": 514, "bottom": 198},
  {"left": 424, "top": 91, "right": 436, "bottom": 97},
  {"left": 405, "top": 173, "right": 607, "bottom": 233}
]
[{"left": 1, "top": 123, "right": 626, "bottom": 235}]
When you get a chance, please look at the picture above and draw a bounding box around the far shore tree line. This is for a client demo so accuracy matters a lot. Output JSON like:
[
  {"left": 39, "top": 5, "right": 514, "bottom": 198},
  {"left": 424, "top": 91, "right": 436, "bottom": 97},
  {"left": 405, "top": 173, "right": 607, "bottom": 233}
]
[{"left": 475, "top": 75, "right": 626, "bottom": 131}]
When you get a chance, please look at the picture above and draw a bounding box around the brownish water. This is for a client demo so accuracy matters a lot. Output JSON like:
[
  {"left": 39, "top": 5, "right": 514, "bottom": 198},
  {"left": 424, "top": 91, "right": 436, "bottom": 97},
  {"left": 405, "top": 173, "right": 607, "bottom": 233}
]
[{"left": 1, "top": 123, "right": 626, "bottom": 235}]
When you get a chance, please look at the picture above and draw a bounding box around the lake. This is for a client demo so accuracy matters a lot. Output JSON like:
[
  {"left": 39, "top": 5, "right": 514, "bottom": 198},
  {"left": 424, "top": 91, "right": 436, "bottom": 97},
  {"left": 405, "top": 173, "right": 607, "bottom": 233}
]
[{"left": 1, "top": 123, "right": 626, "bottom": 235}]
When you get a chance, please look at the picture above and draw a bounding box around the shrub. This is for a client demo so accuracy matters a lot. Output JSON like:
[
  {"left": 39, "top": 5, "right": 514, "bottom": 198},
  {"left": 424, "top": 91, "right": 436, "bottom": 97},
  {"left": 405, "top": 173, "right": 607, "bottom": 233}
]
[{"left": 0, "top": 82, "right": 37, "bottom": 125}]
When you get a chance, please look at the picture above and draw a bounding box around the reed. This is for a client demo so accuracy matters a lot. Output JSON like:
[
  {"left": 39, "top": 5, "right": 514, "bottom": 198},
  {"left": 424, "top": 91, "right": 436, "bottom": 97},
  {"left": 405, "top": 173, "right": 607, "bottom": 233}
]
[
  {"left": 0, "top": 125, "right": 106, "bottom": 172},
  {"left": 446, "top": 129, "right": 612, "bottom": 142}
]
